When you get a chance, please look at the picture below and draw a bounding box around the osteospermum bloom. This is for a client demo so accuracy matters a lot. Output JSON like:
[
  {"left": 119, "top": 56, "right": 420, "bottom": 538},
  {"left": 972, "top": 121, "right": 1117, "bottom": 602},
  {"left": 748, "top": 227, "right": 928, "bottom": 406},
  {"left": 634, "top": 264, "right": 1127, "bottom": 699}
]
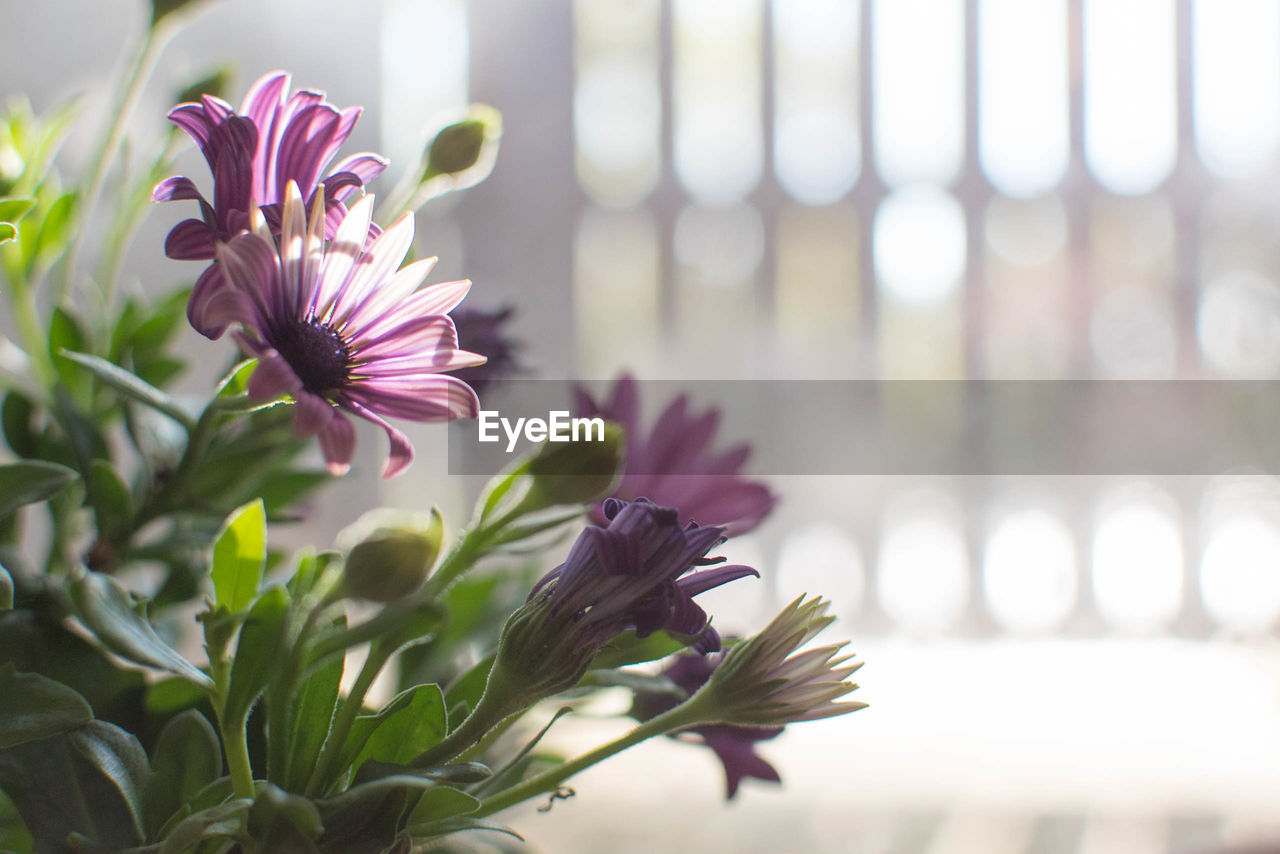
[
  {"left": 575, "top": 375, "right": 777, "bottom": 536},
  {"left": 154, "top": 71, "right": 387, "bottom": 338},
  {"left": 492, "top": 498, "right": 758, "bottom": 701},
  {"left": 630, "top": 652, "right": 783, "bottom": 799},
  {"left": 212, "top": 182, "right": 482, "bottom": 477},
  {"left": 701, "top": 596, "right": 865, "bottom": 727}
]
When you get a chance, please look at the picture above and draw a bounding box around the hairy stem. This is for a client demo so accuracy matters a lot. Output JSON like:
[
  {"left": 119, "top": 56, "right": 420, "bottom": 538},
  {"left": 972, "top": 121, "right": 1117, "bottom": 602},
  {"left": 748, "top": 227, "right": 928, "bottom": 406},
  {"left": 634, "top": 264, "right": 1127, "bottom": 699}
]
[{"left": 472, "top": 698, "right": 706, "bottom": 818}]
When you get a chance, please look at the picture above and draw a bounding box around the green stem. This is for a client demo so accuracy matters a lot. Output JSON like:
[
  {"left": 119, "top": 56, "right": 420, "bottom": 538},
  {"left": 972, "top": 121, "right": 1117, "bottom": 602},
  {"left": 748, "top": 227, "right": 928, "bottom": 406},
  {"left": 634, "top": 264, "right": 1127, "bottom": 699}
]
[
  {"left": 209, "top": 645, "right": 255, "bottom": 800},
  {"left": 472, "top": 699, "right": 707, "bottom": 819},
  {"left": 97, "top": 130, "right": 183, "bottom": 315},
  {"left": 11, "top": 281, "right": 55, "bottom": 385},
  {"left": 220, "top": 713, "right": 256, "bottom": 800},
  {"left": 132, "top": 393, "right": 237, "bottom": 529},
  {"left": 304, "top": 641, "right": 393, "bottom": 797},
  {"left": 58, "top": 24, "right": 170, "bottom": 302}
]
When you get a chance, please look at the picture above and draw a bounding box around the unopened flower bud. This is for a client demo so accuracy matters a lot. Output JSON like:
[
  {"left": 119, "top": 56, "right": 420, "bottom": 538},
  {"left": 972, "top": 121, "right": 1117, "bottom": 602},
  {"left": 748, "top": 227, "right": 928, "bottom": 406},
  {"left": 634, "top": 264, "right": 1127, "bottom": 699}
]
[
  {"left": 340, "top": 508, "right": 443, "bottom": 602},
  {"left": 526, "top": 422, "right": 625, "bottom": 508},
  {"left": 421, "top": 105, "right": 502, "bottom": 183},
  {"left": 151, "top": 0, "right": 213, "bottom": 27}
]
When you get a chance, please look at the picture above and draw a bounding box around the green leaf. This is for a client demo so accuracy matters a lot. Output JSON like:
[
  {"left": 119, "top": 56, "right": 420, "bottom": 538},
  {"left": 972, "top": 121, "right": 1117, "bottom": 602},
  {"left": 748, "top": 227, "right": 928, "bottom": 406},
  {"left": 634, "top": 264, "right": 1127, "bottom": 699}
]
[
  {"left": 157, "top": 798, "right": 251, "bottom": 854},
  {"left": 0, "top": 664, "right": 92, "bottom": 749},
  {"left": 0, "top": 222, "right": 14, "bottom": 244},
  {"left": 2, "top": 392, "right": 38, "bottom": 457},
  {"left": 224, "top": 587, "right": 289, "bottom": 728},
  {"left": 86, "top": 459, "right": 134, "bottom": 541},
  {"left": 0, "top": 460, "right": 79, "bottom": 517},
  {"left": 0, "top": 721, "right": 149, "bottom": 851},
  {"left": 144, "top": 709, "right": 222, "bottom": 839},
  {"left": 339, "top": 683, "right": 449, "bottom": 778},
  {"left": 59, "top": 350, "right": 195, "bottom": 429},
  {"left": 589, "top": 629, "right": 687, "bottom": 670},
  {"left": 283, "top": 618, "right": 344, "bottom": 792},
  {"left": 579, "top": 668, "right": 681, "bottom": 696},
  {"left": 211, "top": 499, "right": 266, "bottom": 613},
  {"left": 246, "top": 783, "right": 322, "bottom": 853},
  {"left": 444, "top": 654, "right": 494, "bottom": 717},
  {"left": 408, "top": 785, "right": 482, "bottom": 826},
  {"left": 0, "top": 567, "right": 11, "bottom": 610},
  {"left": 32, "top": 191, "right": 74, "bottom": 266},
  {"left": 0, "top": 198, "right": 34, "bottom": 223},
  {"left": 48, "top": 308, "right": 89, "bottom": 399},
  {"left": 68, "top": 569, "right": 213, "bottom": 689}
]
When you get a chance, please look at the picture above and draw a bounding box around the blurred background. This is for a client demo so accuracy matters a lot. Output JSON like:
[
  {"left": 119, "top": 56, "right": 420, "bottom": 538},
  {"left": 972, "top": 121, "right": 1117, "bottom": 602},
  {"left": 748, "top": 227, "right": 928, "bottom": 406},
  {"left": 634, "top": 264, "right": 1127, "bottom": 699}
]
[{"left": 6, "top": 0, "right": 1280, "bottom": 851}]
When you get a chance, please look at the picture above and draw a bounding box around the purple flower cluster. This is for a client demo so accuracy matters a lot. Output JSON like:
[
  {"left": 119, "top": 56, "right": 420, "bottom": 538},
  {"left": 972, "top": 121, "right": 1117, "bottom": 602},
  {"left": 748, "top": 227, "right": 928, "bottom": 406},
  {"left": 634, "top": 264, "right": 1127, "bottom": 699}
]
[
  {"left": 576, "top": 375, "right": 777, "bottom": 536},
  {"left": 154, "top": 72, "right": 387, "bottom": 339},
  {"left": 154, "top": 72, "right": 485, "bottom": 477}
]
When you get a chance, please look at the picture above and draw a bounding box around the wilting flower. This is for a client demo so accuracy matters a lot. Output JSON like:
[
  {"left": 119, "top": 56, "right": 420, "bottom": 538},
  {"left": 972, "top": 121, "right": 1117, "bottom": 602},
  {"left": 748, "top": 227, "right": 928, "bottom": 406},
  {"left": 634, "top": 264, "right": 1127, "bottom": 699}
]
[
  {"left": 700, "top": 596, "right": 865, "bottom": 728},
  {"left": 630, "top": 652, "right": 784, "bottom": 799},
  {"left": 449, "top": 306, "right": 520, "bottom": 394},
  {"left": 153, "top": 71, "right": 387, "bottom": 338},
  {"left": 212, "top": 182, "right": 481, "bottom": 477},
  {"left": 575, "top": 375, "right": 777, "bottom": 536},
  {"left": 492, "top": 498, "right": 758, "bottom": 700}
]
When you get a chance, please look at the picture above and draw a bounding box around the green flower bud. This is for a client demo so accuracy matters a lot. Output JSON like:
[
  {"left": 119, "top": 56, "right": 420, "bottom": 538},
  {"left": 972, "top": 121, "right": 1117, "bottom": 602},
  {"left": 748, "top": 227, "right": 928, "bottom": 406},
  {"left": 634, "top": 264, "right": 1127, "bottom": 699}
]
[
  {"left": 421, "top": 105, "right": 502, "bottom": 183},
  {"left": 340, "top": 508, "right": 444, "bottom": 602},
  {"left": 526, "top": 421, "right": 625, "bottom": 508}
]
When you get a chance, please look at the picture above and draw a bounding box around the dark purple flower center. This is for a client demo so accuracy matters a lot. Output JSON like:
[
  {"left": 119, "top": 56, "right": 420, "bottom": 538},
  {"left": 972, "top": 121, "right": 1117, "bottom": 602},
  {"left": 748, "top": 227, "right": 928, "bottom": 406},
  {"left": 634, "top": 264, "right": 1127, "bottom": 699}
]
[{"left": 272, "top": 319, "right": 352, "bottom": 396}]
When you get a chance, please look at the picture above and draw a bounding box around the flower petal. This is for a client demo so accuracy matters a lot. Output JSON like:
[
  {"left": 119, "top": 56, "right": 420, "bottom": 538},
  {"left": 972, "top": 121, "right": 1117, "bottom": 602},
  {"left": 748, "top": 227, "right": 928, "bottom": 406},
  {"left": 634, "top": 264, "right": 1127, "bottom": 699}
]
[
  {"left": 152, "top": 175, "right": 205, "bottom": 203},
  {"left": 318, "top": 411, "right": 356, "bottom": 476},
  {"left": 330, "top": 211, "right": 415, "bottom": 324},
  {"left": 292, "top": 391, "right": 336, "bottom": 437},
  {"left": 313, "top": 195, "right": 374, "bottom": 318},
  {"left": 247, "top": 349, "right": 303, "bottom": 400},
  {"left": 164, "top": 219, "right": 216, "bottom": 260},
  {"left": 341, "top": 396, "right": 415, "bottom": 477}
]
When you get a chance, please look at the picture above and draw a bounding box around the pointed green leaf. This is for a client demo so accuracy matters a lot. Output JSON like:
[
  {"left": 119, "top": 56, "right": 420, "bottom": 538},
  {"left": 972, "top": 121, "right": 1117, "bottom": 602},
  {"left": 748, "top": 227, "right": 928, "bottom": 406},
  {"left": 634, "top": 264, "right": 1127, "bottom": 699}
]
[
  {"left": 589, "top": 629, "right": 687, "bottom": 670},
  {"left": 408, "top": 785, "right": 482, "bottom": 826},
  {"left": 0, "top": 721, "right": 148, "bottom": 851},
  {"left": 59, "top": 350, "right": 194, "bottom": 429},
  {"left": 68, "top": 569, "right": 213, "bottom": 689},
  {"left": 211, "top": 499, "right": 266, "bottom": 613},
  {"left": 0, "top": 665, "right": 92, "bottom": 749},
  {"left": 0, "top": 460, "right": 79, "bottom": 517},
  {"left": 339, "top": 683, "right": 448, "bottom": 777},
  {"left": 284, "top": 618, "right": 344, "bottom": 792},
  {"left": 0, "top": 222, "right": 14, "bottom": 244},
  {"left": 224, "top": 587, "right": 289, "bottom": 728},
  {"left": 144, "top": 709, "right": 222, "bottom": 839},
  {"left": 0, "top": 198, "right": 34, "bottom": 223},
  {"left": 246, "top": 783, "right": 322, "bottom": 852},
  {"left": 157, "top": 798, "right": 251, "bottom": 854}
]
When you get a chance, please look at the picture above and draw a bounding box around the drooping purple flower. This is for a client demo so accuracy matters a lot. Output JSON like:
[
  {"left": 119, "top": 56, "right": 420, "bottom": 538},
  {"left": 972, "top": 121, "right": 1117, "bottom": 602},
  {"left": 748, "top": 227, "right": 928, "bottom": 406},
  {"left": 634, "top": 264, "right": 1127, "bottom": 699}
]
[
  {"left": 212, "top": 182, "right": 482, "bottom": 477},
  {"left": 449, "top": 305, "right": 521, "bottom": 394},
  {"left": 630, "top": 652, "right": 783, "bottom": 799},
  {"left": 526, "top": 497, "right": 758, "bottom": 654},
  {"left": 575, "top": 375, "right": 778, "bottom": 536},
  {"left": 153, "top": 71, "right": 388, "bottom": 338}
]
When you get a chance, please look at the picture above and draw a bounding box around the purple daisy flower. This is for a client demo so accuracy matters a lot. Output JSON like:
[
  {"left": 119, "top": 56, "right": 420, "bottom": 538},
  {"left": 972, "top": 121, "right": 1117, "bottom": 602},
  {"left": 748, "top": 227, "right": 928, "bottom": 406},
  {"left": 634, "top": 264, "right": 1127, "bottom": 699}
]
[
  {"left": 575, "top": 375, "right": 778, "bottom": 536},
  {"left": 526, "top": 498, "right": 758, "bottom": 655},
  {"left": 630, "top": 652, "right": 783, "bottom": 799},
  {"left": 491, "top": 498, "right": 759, "bottom": 703},
  {"left": 153, "top": 70, "right": 388, "bottom": 339},
  {"left": 449, "top": 305, "right": 521, "bottom": 395},
  {"left": 211, "top": 182, "right": 482, "bottom": 478}
]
